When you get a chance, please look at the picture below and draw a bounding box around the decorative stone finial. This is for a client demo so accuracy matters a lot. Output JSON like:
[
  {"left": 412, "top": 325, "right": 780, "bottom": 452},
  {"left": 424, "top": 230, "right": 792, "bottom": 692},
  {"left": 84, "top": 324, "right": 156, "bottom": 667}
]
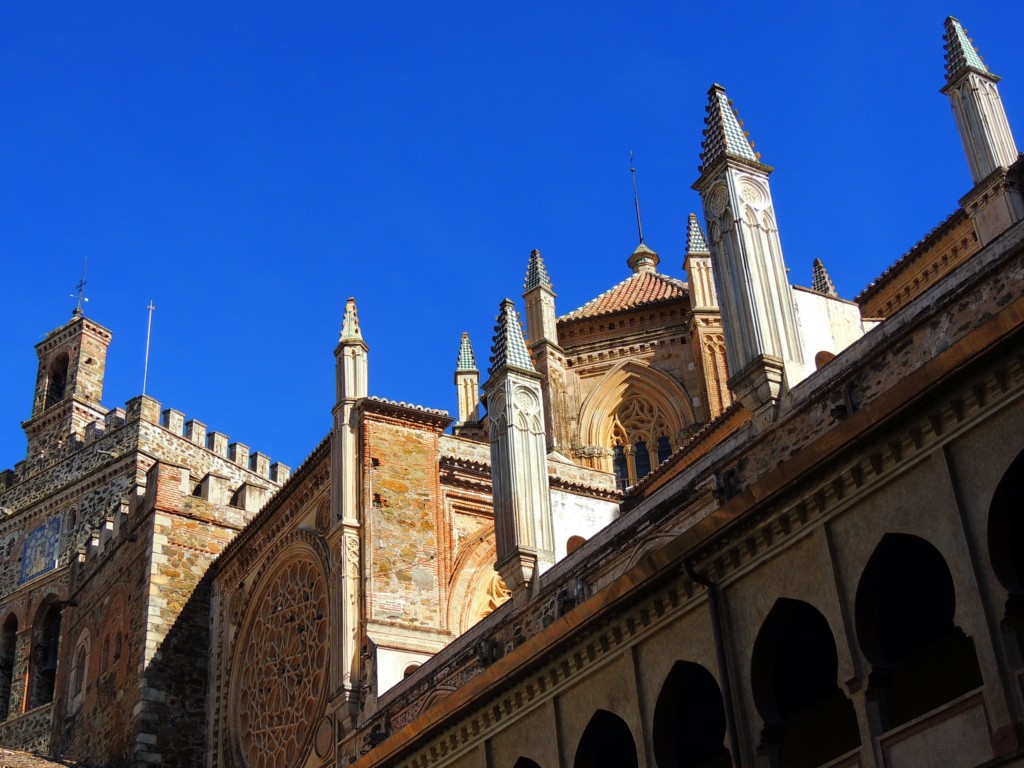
[
  {"left": 686, "top": 213, "right": 710, "bottom": 256},
  {"left": 523, "top": 249, "right": 554, "bottom": 293},
  {"left": 339, "top": 297, "right": 362, "bottom": 342},
  {"left": 489, "top": 299, "right": 534, "bottom": 376},
  {"left": 699, "top": 84, "right": 759, "bottom": 173},
  {"left": 456, "top": 332, "right": 477, "bottom": 372},
  {"left": 811, "top": 258, "right": 838, "bottom": 297},
  {"left": 627, "top": 242, "right": 660, "bottom": 274}
]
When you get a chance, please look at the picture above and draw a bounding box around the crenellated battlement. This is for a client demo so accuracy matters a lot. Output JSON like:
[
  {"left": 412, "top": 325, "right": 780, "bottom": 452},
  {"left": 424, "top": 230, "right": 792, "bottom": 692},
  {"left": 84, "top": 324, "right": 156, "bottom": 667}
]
[
  {"left": 67, "top": 395, "right": 291, "bottom": 484},
  {"left": 73, "top": 453, "right": 279, "bottom": 582}
]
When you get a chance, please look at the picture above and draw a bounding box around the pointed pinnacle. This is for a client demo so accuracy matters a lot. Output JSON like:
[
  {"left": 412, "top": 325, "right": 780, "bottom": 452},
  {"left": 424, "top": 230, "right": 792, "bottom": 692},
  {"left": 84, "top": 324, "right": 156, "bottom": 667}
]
[
  {"left": 339, "top": 297, "right": 363, "bottom": 342},
  {"left": 523, "top": 249, "right": 554, "bottom": 293},
  {"left": 699, "top": 84, "right": 758, "bottom": 171},
  {"left": 456, "top": 331, "right": 477, "bottom": 372},
  {"left": 943, "top": 17, "right": 991, "bottom": 84},
  {"left": 685, "top": 213, "right": 710, "bottom": 256},
  {"left": 488, "top": 298, "right": 534, "bottom": 377},
  {"left": 811, "top": 258, "right": 838, "bottom": 297}
]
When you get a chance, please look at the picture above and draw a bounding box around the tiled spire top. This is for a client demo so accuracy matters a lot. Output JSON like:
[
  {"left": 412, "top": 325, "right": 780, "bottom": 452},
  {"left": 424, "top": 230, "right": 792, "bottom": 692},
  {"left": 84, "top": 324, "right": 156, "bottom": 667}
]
[
  {"left": 944, "top": 17, "right": 989, "bottom": 83},
  {"left": 686, "top": 213, "right": 710, "bottom": 256},
  {"left": 811, "top": 258, "right": 838, "bottom": 297},
  {"left": 456, "top": 332, "right": 477, "bottom": 372},
  {"left": 523, "top": 249, "right": 553, "bottom": 292},
  {"left": 489, "top": 299, "right": 535, "bottom": 376},
  {"left": 700, "top": 84, "right": 758, "bottom": 170},
  {"left": 339, "top": 297, "right": 363, "bottom": 341}
]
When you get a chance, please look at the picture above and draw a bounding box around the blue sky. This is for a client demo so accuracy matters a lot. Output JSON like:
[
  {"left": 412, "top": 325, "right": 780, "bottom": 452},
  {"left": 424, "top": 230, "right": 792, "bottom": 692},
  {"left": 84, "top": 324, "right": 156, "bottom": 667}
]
[{"left": 2, "top": 2, "right": 1023, "bottom": 472}]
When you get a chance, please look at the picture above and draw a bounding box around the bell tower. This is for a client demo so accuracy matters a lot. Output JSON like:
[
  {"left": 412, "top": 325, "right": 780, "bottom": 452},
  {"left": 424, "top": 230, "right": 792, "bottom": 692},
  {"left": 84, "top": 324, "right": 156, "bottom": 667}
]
[{"left": 23, "top": 313, "right": 112, "bottom": 464}]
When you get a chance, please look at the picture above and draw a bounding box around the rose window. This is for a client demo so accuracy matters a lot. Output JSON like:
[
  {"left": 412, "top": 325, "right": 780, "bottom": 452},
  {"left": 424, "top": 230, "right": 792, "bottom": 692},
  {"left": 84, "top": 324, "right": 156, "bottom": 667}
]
[{"left": 233, "top": 552, "right": 328, "bottom": 768}]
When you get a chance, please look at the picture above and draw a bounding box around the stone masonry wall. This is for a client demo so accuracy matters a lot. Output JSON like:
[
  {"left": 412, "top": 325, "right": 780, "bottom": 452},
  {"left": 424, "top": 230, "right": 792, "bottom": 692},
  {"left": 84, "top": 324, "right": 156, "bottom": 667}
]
[
  {"left": 136, "top": 462, "right": 248, "bottom": 767},
  {"left": 51, "top": 504, "right": 153, "bottom": 765},
  {"left": 364, "top": 415, "right": 446, "bottom": 631}
]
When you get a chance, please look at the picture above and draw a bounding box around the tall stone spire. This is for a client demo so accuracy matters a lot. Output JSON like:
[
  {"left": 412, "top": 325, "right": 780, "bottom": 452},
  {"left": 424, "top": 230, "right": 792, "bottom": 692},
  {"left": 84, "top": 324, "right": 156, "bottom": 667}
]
[
  {"left": 942, "top": 17, "right": 1019, "bottom": 184},
  {"left": 942, "top": 17, "right": 1023, "bottom": 247},
  {"left": 335, "top": 298, "right": 367, "bottom": 403},
  {"left": 684, "top": 213, "right": 717, "bottom": 310},
  {"left": 523, "top": 250, "right": 557, "bottom": 344},
  {"left": 811, "top": 258, "right": 838, "bottom": 297},
  {"left": 683, "top": 213, "right": 730, "bottom": 421},
  {"left": 522, "top": 251, "right": 573, "bottom": 452},
  {"left": 483, "top": 299, "right": 555, "bottom": 598},
  {"left": 331, "top": 296, "right": 368, "bottom": 711},
  {"left": 693, "top": 85, "right": 804, "bottom": 420},
  {"left": 453, "top": 332, "right": 483, "bottom": 435}
]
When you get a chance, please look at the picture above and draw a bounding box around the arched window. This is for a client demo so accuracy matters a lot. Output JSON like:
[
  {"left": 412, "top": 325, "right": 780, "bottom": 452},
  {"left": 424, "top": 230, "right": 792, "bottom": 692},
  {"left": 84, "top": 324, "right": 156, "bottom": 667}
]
[
  {"left": 652, "top": 661, "right": 730, "bottom": 768},
  {"left": 988, "top": 450, "right": 1024, "bottom": 660},
  {"left": 101, "top": 634, "right": 111, "bottom": 674},
  {"left": 574, "top": 710, "right": 638, "bottom": 768},
  {"left": 751, "top": 599, "right": 860, "bottom": 767},
  {"left": 856, "top": 534, "right": 982, "bottom": 731},
  {"left": 513, "top": 760, "right": 541, "bottom": 768},
  {"left": 29, "top": 601, "right": 62, "bottom": 709},
  {"left": 611, "top": 398, "right": 673, "bottom": 487},
  {"left": 44, "top": 354, "right": 69, "bottom": 410},
  {"left": 567, "top": 535, "right": 587, "bottom": 555},
  {"left": 0, "top": 614, "right": 17, "bottom": 721},
  {"left": 69, "top": 633, "right": 89, "bottom": 711},
  {"left": 403, "top": 663, "right": 420, "bottom": 680}
]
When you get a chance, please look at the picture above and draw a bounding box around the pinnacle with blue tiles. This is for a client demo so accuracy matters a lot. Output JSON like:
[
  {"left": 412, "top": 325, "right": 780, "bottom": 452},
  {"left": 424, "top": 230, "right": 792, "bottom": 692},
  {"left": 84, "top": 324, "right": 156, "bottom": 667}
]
[
  {"left": 489, "top": 299, "right": 535, "bottom": 376},
  {"left": 686, "top": 213, "right": 710, "bottom": 256},
  {"left": 944, "top": 17, "right": 991, "bottom": 84},
  {"left": 457, "top": 332, "right": 477, "bottom": 372},
  {"left": 811, "top": 258, "right": 838, "bottom": 297},
  {"left": 339, "top": 297, "right": 363, "bottom": 342},
  {"left": 524, "top": 249, "right": 554, "bottom": 293},
  {"left": 699, "top": 84, "right": 758, "bottom": 172}
]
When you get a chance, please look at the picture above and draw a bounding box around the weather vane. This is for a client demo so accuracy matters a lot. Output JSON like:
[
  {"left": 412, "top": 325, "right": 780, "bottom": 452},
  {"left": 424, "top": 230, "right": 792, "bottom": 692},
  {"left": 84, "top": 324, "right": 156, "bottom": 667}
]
[
  {"left": 630, "top": 151, "right": 645, "bottom": 245},
  {"left": 71, "top": 256, "right": 89, "bottom": 316}
]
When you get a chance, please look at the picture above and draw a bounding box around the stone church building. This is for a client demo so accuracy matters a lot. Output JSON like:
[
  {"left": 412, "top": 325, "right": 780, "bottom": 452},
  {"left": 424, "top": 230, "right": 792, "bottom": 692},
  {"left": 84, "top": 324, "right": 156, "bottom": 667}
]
[{"left": 2, "top": 15, "right": 1024, "bottom": 768}]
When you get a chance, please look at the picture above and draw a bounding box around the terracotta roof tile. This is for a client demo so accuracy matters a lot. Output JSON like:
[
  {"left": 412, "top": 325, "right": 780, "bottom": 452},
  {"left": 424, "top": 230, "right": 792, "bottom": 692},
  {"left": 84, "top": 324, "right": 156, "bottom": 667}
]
[{"left": 559, "top": 271, "right": 688, "bottom": 322}]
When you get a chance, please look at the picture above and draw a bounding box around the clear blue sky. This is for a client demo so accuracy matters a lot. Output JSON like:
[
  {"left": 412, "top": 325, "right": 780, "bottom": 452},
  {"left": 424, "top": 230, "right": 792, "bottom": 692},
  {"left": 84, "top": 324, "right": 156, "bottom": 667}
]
[{"left": 2, "top": 2, "right": 1022, "bottom": 472}]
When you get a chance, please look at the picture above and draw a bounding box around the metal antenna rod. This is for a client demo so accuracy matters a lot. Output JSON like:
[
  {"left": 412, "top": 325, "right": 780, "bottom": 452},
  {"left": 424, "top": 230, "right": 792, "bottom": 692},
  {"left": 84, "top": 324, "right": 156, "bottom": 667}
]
[
  {"left": 142, "top": 301, "right": 155, "bottom": 395},
  {"left": 71, "top": 256, "right": 90, "bottom": 316},
  {"left": 630, "top": 151, "right": 645, "bottom": 244}
]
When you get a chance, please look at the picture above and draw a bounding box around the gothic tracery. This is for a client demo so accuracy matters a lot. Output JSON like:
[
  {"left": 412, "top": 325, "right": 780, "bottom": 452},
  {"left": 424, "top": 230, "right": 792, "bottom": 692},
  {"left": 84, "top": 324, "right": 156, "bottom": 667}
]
[{"left": 232, "top": 552, "right": 329, "bottom": 768}]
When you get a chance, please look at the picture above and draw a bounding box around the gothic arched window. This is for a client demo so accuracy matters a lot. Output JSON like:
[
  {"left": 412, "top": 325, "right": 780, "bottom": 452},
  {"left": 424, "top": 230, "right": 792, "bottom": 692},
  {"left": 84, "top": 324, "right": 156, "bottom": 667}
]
[
  {"left": 44, "top": 354, "right": 69, "bottom": 410},
  {"left": 610, "top": 398, "right": 673, "bottom": 487}
]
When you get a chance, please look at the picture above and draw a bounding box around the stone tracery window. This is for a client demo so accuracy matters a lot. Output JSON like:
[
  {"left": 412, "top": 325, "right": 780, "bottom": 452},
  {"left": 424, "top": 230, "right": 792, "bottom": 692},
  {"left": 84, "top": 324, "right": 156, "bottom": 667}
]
[
  {"left": 233, "top": 552, "right": 329, "bottom": 768},
  {"left": 611, "top": 398, "right": 674, "bottom": 489}
]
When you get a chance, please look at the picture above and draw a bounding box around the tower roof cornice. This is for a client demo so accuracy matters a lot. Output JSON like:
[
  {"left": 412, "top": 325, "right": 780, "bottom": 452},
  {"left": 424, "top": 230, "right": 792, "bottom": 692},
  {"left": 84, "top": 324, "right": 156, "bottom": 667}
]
[
  {"left": 523, "top": 249, "right": 554, "bottom": 294},
  {"left": 456, "top": 332, "right": 478, "bottom": 372},
  {"left": 942, "top": 16, "right": 997, "bottom": 88},
  {"left": 685, "top": 213, "right": 710, "bottom": 257},
  {"left": 488, "top": 299, "right": 535, "bottom": 377},
  {"left": 337, "top": 296, "right": 368, "bottom": 349},
  {"left": 694, "top": 84, "right": 773, "bottom": 185}
]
